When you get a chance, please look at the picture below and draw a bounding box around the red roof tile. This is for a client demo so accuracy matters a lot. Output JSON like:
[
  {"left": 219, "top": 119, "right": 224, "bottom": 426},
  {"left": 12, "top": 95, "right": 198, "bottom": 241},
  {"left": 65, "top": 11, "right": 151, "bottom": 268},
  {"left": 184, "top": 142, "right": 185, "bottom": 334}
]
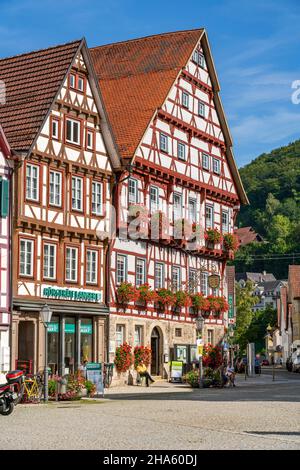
[
  {"left": 0, "top": 40, "right": 82, "bottom": 151},
  {"left": 236, "top": 226, "right": 264, "bottom": 246},
  {"left": 288, "top": 265, "right": 300, "bottom": 299},
  {"left": 90, "top": 29, "right": 203, "bottom": 159}
]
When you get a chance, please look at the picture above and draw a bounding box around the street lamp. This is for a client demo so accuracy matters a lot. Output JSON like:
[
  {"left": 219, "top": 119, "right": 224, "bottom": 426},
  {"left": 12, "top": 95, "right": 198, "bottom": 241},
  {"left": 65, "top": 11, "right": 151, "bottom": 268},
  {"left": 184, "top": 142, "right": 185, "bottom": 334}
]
[
  {"left": 195, "top": 314, "right": 205, "bottom": 388},
  {"left": 40, "top": 304, "right": 53, "bottom": 402}
]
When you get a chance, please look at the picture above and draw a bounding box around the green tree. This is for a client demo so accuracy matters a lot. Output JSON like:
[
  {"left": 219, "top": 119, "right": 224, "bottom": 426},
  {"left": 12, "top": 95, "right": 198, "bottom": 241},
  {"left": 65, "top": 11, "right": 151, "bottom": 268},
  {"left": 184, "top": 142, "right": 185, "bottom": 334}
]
[
  {"left": 245, "top": 305, "right": 277, "bottom": 353},
  {"left": 234, "top": 281, "right": 259, "bottom": 352}
]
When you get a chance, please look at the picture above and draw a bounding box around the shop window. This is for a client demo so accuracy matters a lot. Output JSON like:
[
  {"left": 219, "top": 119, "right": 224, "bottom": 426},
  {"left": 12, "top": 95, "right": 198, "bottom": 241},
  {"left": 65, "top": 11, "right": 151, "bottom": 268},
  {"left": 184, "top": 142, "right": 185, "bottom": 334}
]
[
  {"left": 64, "top": 317, "right": 76, "bottom": 374},
  {"left": 80, "top": 319, "right": 93, "bottom": 364},
  {"left": 48, "top": 316, "right": 59, "bottom": 375}
]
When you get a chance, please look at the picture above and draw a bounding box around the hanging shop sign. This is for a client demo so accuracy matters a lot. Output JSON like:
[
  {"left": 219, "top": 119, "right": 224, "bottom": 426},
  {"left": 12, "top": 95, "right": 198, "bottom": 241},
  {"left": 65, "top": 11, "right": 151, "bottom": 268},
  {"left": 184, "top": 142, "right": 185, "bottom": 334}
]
[
  {"left": 42, "top": 286, "right": 102, "bottom": 303},
  {"left": 228, "top": 294, "right": 234, "bottom": 318},
  {"left": 208, "top": 274, "right": 220, "bottom": 289}
]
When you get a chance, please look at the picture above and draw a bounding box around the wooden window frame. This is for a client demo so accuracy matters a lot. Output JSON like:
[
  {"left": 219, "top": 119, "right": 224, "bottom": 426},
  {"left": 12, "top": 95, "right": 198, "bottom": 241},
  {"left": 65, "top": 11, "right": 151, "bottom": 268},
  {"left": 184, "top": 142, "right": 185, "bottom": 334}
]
[
  {"left": 85, "top": 128, "right": 96, "bottom": 151},
  {"left": 159, "top": 132, "right": 169, "bottom": 153},
  {"left": 50, "top": 116, "right": 61, "bottom": 141},
  {"left": 135, "top": 257, "right": 146, "bottom": 287},
  {"left": 85, "top": 247, "right": 100, "bottom": 287},
  {"left": 205, "top": 203, "right": 214, "bottom": 229},
  {"left": 198, "top": 100, "right": 206, "bottom": 118},
  {"left": 42, "top": 241, "right": 58, "bottom": 282},
  {"left": 202, "top": 153, "right": 210, "bottom": 171},
  {"left": 171, "top": 265, "right": 181, "bottom": 292},
  {"left": 212, "top": 157, "right": 221, "bottom": 175},
  {"left": 18, "top": 236, "right": 35, "bottom": 279},
  {"left": 177, "top": 141, "right": 186, "bottom": 161},
  {"left": 128, "top": 177, "right": 139, "bottom": 205},
  {"left": 91, "top": 179, "right": 103, "bottom": 217},
  {"left": 182, "top": 91, "right": 189, "bottom": 109},
  {"left": 71, "top": 175, "right": 84, "bottom": 213},
  {"left": 65, "top": 116, "right": 82, "bottom": 147},
  {"left": 154, "top": 262, "right": 165, "bottom": 290},
  {"left": 64, "top": 244, "right": 80, "bottom": 284},
  {"left": 25, "top": 162, "right": 40, "bottom": 203},
  {"left": 149, "top": 185, "right": 159, "bottom": 214},
  {"left": 48, "top": 168, "right": 63, "bottom": 209},
  {"left": 222, "top": 210, "right": 229, "bottom": 233},
  {"left": 116, "top": 254, "right": 127, "bottom": 285}
]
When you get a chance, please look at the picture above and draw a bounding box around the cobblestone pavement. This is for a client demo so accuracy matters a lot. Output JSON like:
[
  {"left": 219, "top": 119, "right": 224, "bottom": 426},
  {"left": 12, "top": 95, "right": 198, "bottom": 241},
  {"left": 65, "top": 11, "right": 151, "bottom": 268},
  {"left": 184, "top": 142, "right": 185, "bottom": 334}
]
[{"left": 1, "top": 370, "right": 300, "bottom": 450}]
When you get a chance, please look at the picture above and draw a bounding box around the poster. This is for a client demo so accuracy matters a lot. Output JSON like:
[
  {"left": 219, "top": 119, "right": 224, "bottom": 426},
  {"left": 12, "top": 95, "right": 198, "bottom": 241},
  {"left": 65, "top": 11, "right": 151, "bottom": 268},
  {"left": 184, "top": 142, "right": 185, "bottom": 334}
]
[
  {"left": 86, "top": 362, "right": 104, "bottom": 397},
  {"left": 170, "top": 361, "right": 183, "bottom": 382}
]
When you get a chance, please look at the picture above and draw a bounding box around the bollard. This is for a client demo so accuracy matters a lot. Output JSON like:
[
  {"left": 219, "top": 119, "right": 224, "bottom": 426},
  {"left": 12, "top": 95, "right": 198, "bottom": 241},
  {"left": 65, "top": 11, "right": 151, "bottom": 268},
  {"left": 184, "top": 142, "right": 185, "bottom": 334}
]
[{"left": 272, "top": 362, "right": 275, "bottom": 382}]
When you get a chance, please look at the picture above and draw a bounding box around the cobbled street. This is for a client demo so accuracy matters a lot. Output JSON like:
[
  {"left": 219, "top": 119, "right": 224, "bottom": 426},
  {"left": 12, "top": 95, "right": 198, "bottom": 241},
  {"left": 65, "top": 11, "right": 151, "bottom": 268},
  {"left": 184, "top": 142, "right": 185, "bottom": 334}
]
[{"left": 1, "top": 369, "right": 300, "bottom": 450}]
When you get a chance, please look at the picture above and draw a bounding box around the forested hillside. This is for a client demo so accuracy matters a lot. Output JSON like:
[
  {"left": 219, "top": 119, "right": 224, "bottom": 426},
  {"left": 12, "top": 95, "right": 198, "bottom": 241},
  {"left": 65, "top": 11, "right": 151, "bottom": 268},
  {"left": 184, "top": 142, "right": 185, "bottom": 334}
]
[{"left": 234, "top": 139, "right": 300, "bottom": 279}]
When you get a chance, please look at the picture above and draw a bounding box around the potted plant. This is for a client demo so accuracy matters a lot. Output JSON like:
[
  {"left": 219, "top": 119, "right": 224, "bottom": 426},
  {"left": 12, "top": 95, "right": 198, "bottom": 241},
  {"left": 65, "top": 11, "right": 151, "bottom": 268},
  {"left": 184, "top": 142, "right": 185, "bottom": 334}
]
[
  {"left": 205, "top": 228, "right": 222, "bottom": 249},
  {"left": 223, "top": 233, "right": 239, "bottom": 252},
  {"left": 116, "top": 282, "right": 139, "bottom": 305},
  {"left": 136, "top": 283, "right": 158, "bottom": 306},
  {"left": 190, "top": 293, "right": 210, "bottom": 316},
  {"left": 156, "top": 288, "right": 176, "bottom": 310},
  {"left": 174, "top": 290, "right": 191, "bottom": 309}
]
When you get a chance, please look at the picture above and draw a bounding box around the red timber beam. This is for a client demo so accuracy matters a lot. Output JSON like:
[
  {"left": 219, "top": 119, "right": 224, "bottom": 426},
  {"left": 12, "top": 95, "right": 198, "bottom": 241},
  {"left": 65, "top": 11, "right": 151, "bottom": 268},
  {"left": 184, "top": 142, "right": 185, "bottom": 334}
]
[
  {"left": 157, "top": 109, "right": 226, "bottom": 150},
  {"left": 134, "top": 159, "right": 239, "bottom": 205},
  {"left": 181, "top": 69, "right": 213, "bottom": 94}
]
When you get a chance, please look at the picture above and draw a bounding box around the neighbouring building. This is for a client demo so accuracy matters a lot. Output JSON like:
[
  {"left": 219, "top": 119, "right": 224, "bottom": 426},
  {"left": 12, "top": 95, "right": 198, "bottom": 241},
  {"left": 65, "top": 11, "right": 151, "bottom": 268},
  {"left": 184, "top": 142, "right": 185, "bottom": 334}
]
[
  {"left": 274, "top": 265, "right": 300, "bottom": 363},
  {"left": 91, "top": 29, "right": 248, "bottom": 382},
  {"left": 0, "top": 40, "right": 120, "bottom": 375},
  {"left": 252, "top": 280, "right": 286, "bottom": 312},
  {"left": 235, "top": 226, "right": 264, "bottom": 247},
  {"left": 0, "top": 124, "right": 12, "bottom": 374}
]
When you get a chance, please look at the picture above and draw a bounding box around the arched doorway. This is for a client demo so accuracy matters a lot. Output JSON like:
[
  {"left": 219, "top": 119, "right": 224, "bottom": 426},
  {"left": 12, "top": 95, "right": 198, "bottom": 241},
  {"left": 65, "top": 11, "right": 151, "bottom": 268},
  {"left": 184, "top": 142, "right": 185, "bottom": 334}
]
[{"left": 151, "top": 327, "right": 162, "bottom": 376}]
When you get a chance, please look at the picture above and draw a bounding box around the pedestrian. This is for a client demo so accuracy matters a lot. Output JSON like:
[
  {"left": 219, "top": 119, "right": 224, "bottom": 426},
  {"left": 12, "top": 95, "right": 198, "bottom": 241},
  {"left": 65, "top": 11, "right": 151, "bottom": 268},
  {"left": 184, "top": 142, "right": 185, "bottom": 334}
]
[
  {"left": 136, "top": 363, "right": 155, "bottom": 387},
  {"left": 225, "top": 365, "right": 236, "bottom": 387}
]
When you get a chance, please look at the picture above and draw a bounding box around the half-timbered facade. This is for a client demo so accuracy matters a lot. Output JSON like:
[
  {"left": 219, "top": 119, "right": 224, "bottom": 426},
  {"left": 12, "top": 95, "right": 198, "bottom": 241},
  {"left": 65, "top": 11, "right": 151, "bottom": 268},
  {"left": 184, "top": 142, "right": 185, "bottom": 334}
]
[
  {"left": 91, "top": 30, "right": 248, "bottom": 381},
  {"left": 0, "top": 124, "right": 11, "bottom": 374},
  {"left": 0, "top": 40, "right": 120, "bottom": 375}
]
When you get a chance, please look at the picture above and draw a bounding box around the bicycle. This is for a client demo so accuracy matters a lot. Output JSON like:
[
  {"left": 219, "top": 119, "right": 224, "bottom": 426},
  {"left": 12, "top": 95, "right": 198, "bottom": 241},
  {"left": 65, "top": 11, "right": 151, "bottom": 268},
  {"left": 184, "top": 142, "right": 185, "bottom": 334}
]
[
  {"left": 103, "top": 363, "right": 114, "bottom": 388},
  {"left": 21, "top": 373, "right": 44, "bottom": 403}
]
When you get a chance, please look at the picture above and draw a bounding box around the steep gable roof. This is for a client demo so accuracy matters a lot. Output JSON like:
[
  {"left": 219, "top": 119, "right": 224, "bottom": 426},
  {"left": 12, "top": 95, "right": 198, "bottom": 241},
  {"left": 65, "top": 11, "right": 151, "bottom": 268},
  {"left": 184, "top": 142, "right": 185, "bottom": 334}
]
[
  {"left": 90, "top": 29, "right": 248, "bottom": 204},
  {"left": 90, "top": 29, "right": 203, "bottom": 159},
  {"left": 0, "top": 123, "right": 10, "bottom": 157},
  {"left": 0, "top": 40, "right": 82, "bottom": 152}
]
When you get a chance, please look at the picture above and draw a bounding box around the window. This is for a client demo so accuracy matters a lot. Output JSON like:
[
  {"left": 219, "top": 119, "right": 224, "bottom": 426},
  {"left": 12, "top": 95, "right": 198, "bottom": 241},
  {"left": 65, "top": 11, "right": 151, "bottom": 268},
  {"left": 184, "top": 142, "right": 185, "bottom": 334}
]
[
  {"left": 177, "top": 142, "right": 186, "bottom": 161},
  {"left": 150, "top": 186, "right": 159, "bottom": 213},
  {"left": 188, "top": 198, "right": 197, "bottom": 223},
  {"left": 91, "top": 181, "right": 102, "bottom": 216},
  {"left": 189, "top": 268, "right": 198, "bottom": 294},
  {"left": 116, "top": 325, "right": 125, "bottom": 348},
  {"left": 51, "top": 118, "right": 60, "bottom": 140},
  {"left": 213, "top": 158, "right": 221, "bottom": 175},
  {"left": 222, "top": 211, "right": 229, "bottom": 233},
  {"left": 159, "top": 133, "right": 168, "bottom": 153},
  {"left": 200, "top": 272, "right": 209, "bottom": 296},
  {"left": 198, "top": 53, "right": 205, "bottom": 68},
  {"left": 134, "top": 325, "right": 143, "bottom": 346},
  {"left": 66, "top": 118, "right": 81, "bottom": 145},
  {"left": 49, "top": 171, "right": 62, "bottom": 207},
  {"left": 69, "top": 74, "right": 76, "bottom": 88},
  {"left": 72, "top": 176, "right": 83, "bottom": 211},
  {"left": 172, "top": 266, "right": 181, "bottom": 292},
  {"left": 182, "top": 91, "right": 189, "bottom": 109},
  {"left": 26, "top": 164, "right": 39, "bottom": 201},
  {"left": 43, "top": 243, "right": 56, "bottom": 280},
  {"left": 86, "top": 249, "right": 98, "bottom": 284},
  {"left": 117, "top": 254, "right": 127, "bottom": 284},
  {"left": 173, "top": 193, "right": 182, "bottom": 221},
  {"left": 86, "top": 130, "right": 94, "bottom": 150},
  {"left": 19, "top": 239, "right": 34, "bottom": 277},
  {"left": 65, "top": 247, "right": 78, "bottom": 282},
  {"left": 136, "top": 258, "right": 146, "bottom": 287},
  {"left": 175, "top": 328, "right": 182, "bottom": 338},
  {"left": 205, "top": 204, "right": 214, "bottom": 229},
  {"left": 207, "top": 329, "right": 214, "bottom": 345},
  {"left": 128, "top": 178, "right": 138, "bottom": 205},
  {"left": 155, "top": 262, "right": 164, "bottom": 289},
  {"left": 198, "top": 101, "right": 205, "bottom": 118},
  {"left": 202, "top": 153, "right": 210, "bottom": 170},
  {"left": 77, "top": 76, "right": 84, "bottom": 92}
]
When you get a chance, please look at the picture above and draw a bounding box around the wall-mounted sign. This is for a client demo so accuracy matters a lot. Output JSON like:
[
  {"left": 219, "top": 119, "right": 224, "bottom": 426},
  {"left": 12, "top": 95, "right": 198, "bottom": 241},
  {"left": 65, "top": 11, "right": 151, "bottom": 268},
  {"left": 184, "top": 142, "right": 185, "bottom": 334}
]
[
  {"left": 208, "top": 274, "right": 220, "bottom": 289},
  {"left": 42, "top": 286, "right": 101, "bottom": 303},
  {"left": 48, "top": 322, "right": 59, "bottom": 333},
  {"left": 228, "top": 294, "right": 234, "bottom": 318},
  {"left": 80, "top": 324, "right": 93, "bottom": 335}
]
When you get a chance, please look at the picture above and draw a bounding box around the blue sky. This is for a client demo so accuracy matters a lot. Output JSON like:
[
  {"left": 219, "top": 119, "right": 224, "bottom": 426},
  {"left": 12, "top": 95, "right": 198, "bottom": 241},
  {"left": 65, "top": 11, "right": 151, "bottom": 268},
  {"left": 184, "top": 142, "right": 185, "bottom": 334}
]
[{"left": 1, "top": 0, "right": 300, "bottom": 167}]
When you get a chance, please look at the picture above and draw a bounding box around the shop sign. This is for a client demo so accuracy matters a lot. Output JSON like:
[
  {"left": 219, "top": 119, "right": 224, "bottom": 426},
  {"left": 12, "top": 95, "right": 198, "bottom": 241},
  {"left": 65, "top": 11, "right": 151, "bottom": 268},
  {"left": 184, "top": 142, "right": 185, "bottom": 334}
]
[
  {"left": 42, "top": 286, "right": 101, "bottom": 303},
  {"left": 65, "top": 323, "right": 75, "bottom": 334},
  {"left": 208, "top": 274, "right": 220, "bottom": 289},
  {"left": 80, "top": 324, "right": 93, "bottom": 335},
  {"left": 86, "top": 362, "right": 104, "bottom": 397},
  {"left": 197, "top": 338, "right": 204, "bottom": 358},
  {"left": 48, "top": 322, "right": 59, "bottom": 333},
  {"left": 228, "top": 294, "right": 234, "bottom": 318}
]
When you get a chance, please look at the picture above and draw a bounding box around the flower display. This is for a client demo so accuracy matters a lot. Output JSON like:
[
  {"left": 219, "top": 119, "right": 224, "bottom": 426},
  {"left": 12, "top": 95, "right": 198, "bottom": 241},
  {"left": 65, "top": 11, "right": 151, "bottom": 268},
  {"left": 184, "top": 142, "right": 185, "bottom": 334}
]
[
  {"left": 174, "top": 290, "right": 192, "bottom": 308},
  {"left": 114, "top": 342, "right": 133, "bottom": 373},
  {"left": 202, "top": 344, "right": 223, "bottom": 369},
  {"left": 206, "top": 295, "right": 229, "bottom": 314},
  {"left": 134, "top": 345, "right": 152, "bottom": 369},
  {"left": 156, "top": 288, "right": 176, "bottom": 307},
  {"left": 190, "top": 293, "right": 210, "bottom": 313},
  {"left": 137, "top": 283, "right": 158, "bottom": 304},
  {"left": 223, "top": 233, "right": 239, "bottom": 251},
  {"left": 204, "top": 228, "right": 222, "bottom": 244},
  {"left": 116, "top": 282, "right": 139, "bottom": 304}
]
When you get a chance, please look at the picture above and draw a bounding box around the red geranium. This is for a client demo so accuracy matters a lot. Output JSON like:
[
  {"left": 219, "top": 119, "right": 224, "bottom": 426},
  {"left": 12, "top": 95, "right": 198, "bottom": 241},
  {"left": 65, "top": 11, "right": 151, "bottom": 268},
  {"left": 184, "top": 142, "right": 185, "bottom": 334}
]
[{"left": 114, "top": 342, "right": 133, "bottom": 373}]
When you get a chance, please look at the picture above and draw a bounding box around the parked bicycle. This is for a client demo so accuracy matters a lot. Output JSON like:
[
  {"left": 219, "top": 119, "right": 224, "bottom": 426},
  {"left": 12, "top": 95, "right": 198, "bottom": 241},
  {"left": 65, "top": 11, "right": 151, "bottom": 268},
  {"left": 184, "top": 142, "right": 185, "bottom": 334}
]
[{"left": 103, "top": 363, "right": 114, "bottom": 388}]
